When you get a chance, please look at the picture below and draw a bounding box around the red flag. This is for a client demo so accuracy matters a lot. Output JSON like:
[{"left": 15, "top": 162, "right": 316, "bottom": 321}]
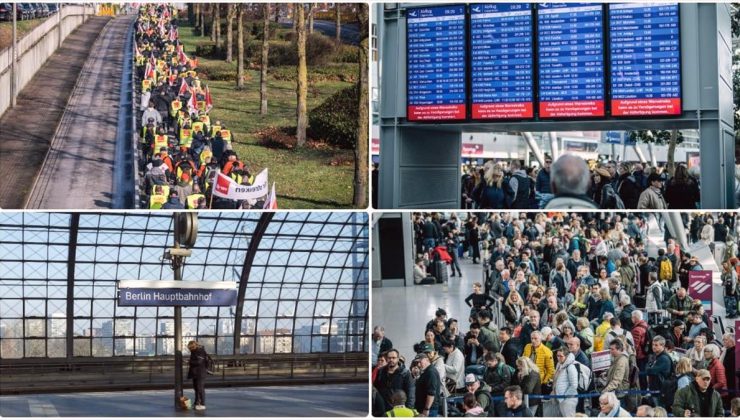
[
  {"left": 205, "top": 86, "right": 213, "bottom": 112},
  {"left": 263, "top": 183, "right": 278, "bottom": 209},
  {"left": 188, "top": 87, "right": 198, "bottom": 115},
  {"left": 178, "top": 78, "right": 188, "bottom": 96}
]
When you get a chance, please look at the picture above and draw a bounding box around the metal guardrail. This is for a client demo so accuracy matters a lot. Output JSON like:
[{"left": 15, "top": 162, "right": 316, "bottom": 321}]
[{"left": 0, "top": 353, "right": 368, "bottom": 395}]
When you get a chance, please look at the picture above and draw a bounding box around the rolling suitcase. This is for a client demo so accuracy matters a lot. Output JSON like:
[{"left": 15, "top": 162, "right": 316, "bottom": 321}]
[{"left": 435, "top": 260, "right": 448, "bottom": 284}]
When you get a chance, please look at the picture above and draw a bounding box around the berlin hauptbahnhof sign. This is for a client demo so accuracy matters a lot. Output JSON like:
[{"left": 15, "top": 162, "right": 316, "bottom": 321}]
[
  {"left": 405, "top": 2, "right": 682, "bottom": 122},
  {"left": 117, "top": 280, "right": 238, "bottom": 306}
]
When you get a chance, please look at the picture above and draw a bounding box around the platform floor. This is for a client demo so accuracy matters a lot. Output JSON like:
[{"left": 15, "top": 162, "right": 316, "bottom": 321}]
[
  {"left": 0, "top": 383, "right": 368, "bottom": 417},
  {"left": 373, "top": 255, "right": 485, "bottom": 363}
]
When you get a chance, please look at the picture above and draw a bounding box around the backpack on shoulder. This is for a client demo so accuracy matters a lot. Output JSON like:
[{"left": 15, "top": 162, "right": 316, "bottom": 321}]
[{"left": 573, "top": 361, "right": 592, "bottom": 393}]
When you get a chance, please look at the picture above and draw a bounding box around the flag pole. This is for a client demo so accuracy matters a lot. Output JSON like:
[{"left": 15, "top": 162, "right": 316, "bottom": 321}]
[{"left": 208, "top": 188, "right": 214, "bottom": 209}]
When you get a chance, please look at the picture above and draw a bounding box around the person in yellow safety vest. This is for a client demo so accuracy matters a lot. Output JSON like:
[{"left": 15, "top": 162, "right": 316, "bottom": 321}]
[
  {"left": 384, "top": 390, "right": 418, "bottom": 417},
  {"left": 152, "top": 131, "right": 168, "bottom": 158},
  {"left": 199, "top": 114, "right": 211, "bottom": 133},
  {"left": 219, "top": 126, "right": 232, "bottom": 144},
  {"left": 179, "top": 126, "right": 193, "bottom": 150},
  {"left": 210, "top": 123, "right": 222, "bottom": 137},
  {"left": 199, "top": 147, "right": 213, "bottom": 167},
  {"left": 170, "top": 99, "right": 182, "bottom": 118},
  {"left": 186, "top": 185, "right": 205, "bottom": 209},
  {"left": 142, "top": 79, "right": 152, "bottom": 92},
  {"left": 149, "top": 184, "right": 168, "bottom": 209},
  {"left": 191, "top": 120, "right": 204, "bottom": 135}
]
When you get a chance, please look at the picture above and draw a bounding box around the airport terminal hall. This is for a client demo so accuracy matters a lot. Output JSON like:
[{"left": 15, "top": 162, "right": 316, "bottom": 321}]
[{"left": 371, "top": 212, "right": 739, "bottom": 417}]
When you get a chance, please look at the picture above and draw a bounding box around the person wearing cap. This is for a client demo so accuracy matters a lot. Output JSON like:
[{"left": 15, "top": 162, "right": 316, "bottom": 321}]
[
  {"left": 672, "top": 368, "right": 723, "bottom": 417},
  {"left": 463, "top": 373, "right": 492, "bottom": 413},
  {"left": 637, "top": 172, "right": 667, "bottom": 209},
  {"left": 414, "top": 350, "right": 442, "bottom": 417}
]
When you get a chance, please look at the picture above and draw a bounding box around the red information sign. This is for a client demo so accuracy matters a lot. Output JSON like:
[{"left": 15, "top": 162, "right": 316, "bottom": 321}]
[
  {"left": 539, "top": 100, "right": 605, "bottom": 118},
  {"left": 688, "top": 270, "right": 713, "bottom": 316},
  {"left": 407, "top": 104, "right": 466, "bottom": 121},
  {"left": 611, "top": 98, "right": 682, "bottom": 117}
]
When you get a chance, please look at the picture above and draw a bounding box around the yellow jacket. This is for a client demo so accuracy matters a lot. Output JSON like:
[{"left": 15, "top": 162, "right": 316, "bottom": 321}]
[{"left": 522, "top": 343, "right": 555, "bottom": 384}]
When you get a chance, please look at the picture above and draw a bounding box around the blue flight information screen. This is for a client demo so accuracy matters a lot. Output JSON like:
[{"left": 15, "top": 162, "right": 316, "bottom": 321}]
[
  {"left": 537, "top": 3, "right": 605, "bottom": 118},
  {"left": 609, "top": 3, "right": 681, "bottom": 116},
  {"left": 470, "top": 3, "right": 534, "bottom": 120},
  {"left": 406, "top": 5, "right": 467, "bottom": 121}
]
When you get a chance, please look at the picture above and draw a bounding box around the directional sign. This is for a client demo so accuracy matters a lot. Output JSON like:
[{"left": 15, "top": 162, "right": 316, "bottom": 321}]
[
  {"left": 605, "top": 131, "right": 623, "bottom": 144},
  {"left": 470, "top": 3, "right": 534, "bottom": 120},
  {"left": 537, "top": 3, "right": 605, "bottom": 118},
  {"left": 117, "top": 280, "right": 238, "bottom": 306},
  {"left": 609, "top": 3, "right": 681, "bottom": 117},
  {"left": 406, "top": 5, "right": 467, "bottom": 121}
]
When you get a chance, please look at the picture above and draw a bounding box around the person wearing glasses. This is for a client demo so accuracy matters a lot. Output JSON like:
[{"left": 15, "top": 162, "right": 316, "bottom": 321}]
[{"left": 672, "top": 369, "right": 723, "bottom": 417}]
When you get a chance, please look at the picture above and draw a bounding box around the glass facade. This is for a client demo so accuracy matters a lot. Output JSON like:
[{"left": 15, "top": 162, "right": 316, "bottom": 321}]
[{"left": 0, "top": 212, "right": 368, "bottom": 359}]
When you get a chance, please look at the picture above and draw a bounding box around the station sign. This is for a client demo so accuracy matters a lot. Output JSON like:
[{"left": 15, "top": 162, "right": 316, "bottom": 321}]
[
  {"left": 406, "top": 5, "right": 467, "bottom": 121},
  {"left": 470, "top": 3, "right": 534, "bottom": 120},
  {"left": 117, "top": 280, "right": 238, "bottom": 306},
  {"left": 688, "top": 270, "right": 713, "bottom": 316}
]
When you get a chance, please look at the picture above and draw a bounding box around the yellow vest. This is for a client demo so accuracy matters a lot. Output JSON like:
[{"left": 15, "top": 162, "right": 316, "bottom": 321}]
[
  {"left": 220, "top": 130, "right": 232, "bottom": 143},
  {"left": 170, "top": 100, "right": 182, "bottom": 117},
  {"left": 187, "top": 193, "right": 205, "bottom": 209},
  {"left": 151, "top": 184, "right": 170, "bottom": 197},
  {"left": 211, "top": 124, "right": 222, "bottom": 136},
  {"left": 197, "top": 101, "right": 207, "bottom": 112},
  {"left": 149, "top": 194, "right": 167, "bottom": 209},
  {"left": 191, "top": 121, "right": 204, "bottom": 134},
  {"left": 142, "top": 79, "right": 152, "bottom": 91},
  {"left": 179, "top": 129, "right": 192, "bottom": 148},
  {"left": 199, "top": 149, "right": 213, "bottom": 166},
  {"left": 385, "top": 406, "right": 419, "bottom": 417},
  {"left": 153, "top": 135, "right": 168, "bottom": 154}
]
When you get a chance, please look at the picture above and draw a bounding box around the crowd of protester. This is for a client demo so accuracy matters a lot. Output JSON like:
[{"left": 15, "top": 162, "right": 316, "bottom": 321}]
[
  {"left": 135, "top": 4, "right": 263, "bottom": 209},
  {"left": 373, "top": 212, "right": 740, "bottom": 417},
  {"left": 461, "top": 156, "right": 702, "bottom": 210}
]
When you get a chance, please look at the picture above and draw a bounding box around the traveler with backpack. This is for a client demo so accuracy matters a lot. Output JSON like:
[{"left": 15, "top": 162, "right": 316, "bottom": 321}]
[
  {"left": 645, "top": 336, "right": 675, "bottom": 408},
  {"left": 547, "top": 347, "right": 578, "bottom": 417},
  {"left": 603, "top": 339, "right": 630, "bottom": 402},
  {"left": 186, "top": 340, "right": 208, "bottom": 411},
  {"left": 483, "top": 352, "right": 513, "bottom": 396}
]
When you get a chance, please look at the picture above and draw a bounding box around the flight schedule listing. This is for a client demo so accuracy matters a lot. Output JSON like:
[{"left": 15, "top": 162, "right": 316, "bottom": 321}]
[
  {"left": 470, "top": 3, "right": 534, "bottom": 120},
  {"left": 406, "top": 5, "right": 467, "bottom": 121},
  {"left": 537, "top": 3, "right": 605, "bottom": 118},
  {"left": 609, "top": 3, "right": 681, "bottom": 116}
]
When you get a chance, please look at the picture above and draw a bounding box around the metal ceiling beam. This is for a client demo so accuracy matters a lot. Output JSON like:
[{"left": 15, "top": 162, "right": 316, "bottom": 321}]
[
  {"left": 66, "top": 213, "right": 80, "bottom": 360},
  {"left": 232, "top": 212, "right": 274, "bottom": 354}
]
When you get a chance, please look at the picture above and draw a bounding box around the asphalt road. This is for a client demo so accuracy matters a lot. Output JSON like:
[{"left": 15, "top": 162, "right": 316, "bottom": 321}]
[
  {"left": 0, "top": 16, "right": 111, "bottom": 209},
  {"left": 25, "top": 16, "right": 133, "bottom": 209}
]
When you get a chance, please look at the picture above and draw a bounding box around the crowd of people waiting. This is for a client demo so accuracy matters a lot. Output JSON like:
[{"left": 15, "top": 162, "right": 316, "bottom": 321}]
[
  {"left": 461, "top": 155, "right": 702, "bottom": 210},
  {"left": 372, "top": 212, "right": 740, "bottom": 417},
  {"left": 135, "top": 4, "right": 262, "bottom": 209}
]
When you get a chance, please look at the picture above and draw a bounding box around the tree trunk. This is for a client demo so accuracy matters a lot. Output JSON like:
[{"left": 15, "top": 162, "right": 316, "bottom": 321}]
[
  {"left": 296, "top": 5, "right": 308, "bottom": 147},
  {"left": 201, "top": 7, "right": 206, "bottom": 38},
  {"left": 667, "top": 129, "right": 678, "bottom": 176},
  {"left": 226, "top": 4, "right": 235, "bottom": 63},
  {"left": 292, "top": 4, "right": 298, "bottom": 32},
  {"left": 214, "top": 4, "right": 221, "bottom": 49},
  {"left": 335, "top": 4, "right": 341, "bottom": 44},
  {"left": 354, "top": 3, "right": 369, "bottom": 208},
  {"left": 308, "top": 3, "right": 315, "bottom": 35},
  {"left": 260, "top": 3, "right": 270, "bottom": 115},
  {"left": 194, "top": 3, "right": 200, "bottom": 32},
  {"left": 211, "top": 4, "right": 217, "bottom": 42},
  {"left": 274, "top": 4, "right": 280, "bottom": 23},
  {"left": 237, "top": 6, "right": 244, "bottom": 89}
]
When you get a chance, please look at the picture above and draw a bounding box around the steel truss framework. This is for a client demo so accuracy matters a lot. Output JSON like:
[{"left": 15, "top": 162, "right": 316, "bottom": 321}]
[{"left": 0, "top": 212, "right": 369, "bottom": 359}]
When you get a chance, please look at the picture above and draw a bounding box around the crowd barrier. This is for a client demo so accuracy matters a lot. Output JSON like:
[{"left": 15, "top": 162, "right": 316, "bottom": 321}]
[{"left": 0, "top": 5, "right": 97, "bottom": 117}]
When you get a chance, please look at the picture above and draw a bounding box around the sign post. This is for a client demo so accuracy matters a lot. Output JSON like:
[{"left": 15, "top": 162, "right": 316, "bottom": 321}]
[
  {"left": 591, "top": 350, "right": 611, "bottom": 372},
  {"left": 688, "top": 270, "right": 713, "bottom": 316}
]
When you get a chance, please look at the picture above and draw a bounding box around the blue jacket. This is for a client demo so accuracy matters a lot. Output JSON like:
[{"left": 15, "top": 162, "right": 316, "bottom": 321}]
[
  {"left": 536, "top": 169, "right": 552, "bottom": 194},
  {"left": 598, "top": 300, "right": 616, "bottom": 322}
]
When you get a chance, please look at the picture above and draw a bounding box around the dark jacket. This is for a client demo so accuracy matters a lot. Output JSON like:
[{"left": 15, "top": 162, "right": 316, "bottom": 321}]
[
  {"left": 162, "top": 197, "right": 185, "bottom": 209},
  {"left": 501, "top": 338, "right": 522, "bottom": 369},
  {"left": 484, "top": 363, "right": 512, "bottom": 396},
  {"left": 536, "top": 169, "right": 551, "bottom": 194},
  {"left": 723, "top": 345, "right": 736, "bottom": 392},
  {"left": 503, "top": 404, "right": 532, "bottom": 417},
  {"left": 616, "top": 173, "right": 641, "bottom": 209},
  {"left": 515, "top": 370, "right": 541, "bottom": 406},
  {"left": 414, "top": 365, "right": 441, "bottom": 413},
  {"left": 672, "top": 380, "right": 723, "bottom": 417},
  {"left": 374, "top": 364, "right": 416, "bottom": 409},
  {"left": 187, "top": 346, "right": 208, "bottom": 379},
  {"left": 379, "top": 337, "right": 393, "bottom": 356},
  {"left": 646, "top": 351, "right": 672, "bottom": 391}
]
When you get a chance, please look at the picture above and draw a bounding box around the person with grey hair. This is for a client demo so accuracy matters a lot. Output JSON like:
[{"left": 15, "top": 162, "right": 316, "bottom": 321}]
[
  {"left": 721, "top": 332, "right": 736, "bottom": 396},
  {"left": 545, "top": 154, "right": 598, "bottom": 209},
  {"left": 635, "top": 404, "right": 655, "bottom": 417},
  {"left": 703, "top": 343, "right": 727, "bottom": 393},
  {"left": 597, "top": 391, "right": 631, "bottom": 417},
  {"left": 372, "top": 326, "right": 393, "bottom": 366}
]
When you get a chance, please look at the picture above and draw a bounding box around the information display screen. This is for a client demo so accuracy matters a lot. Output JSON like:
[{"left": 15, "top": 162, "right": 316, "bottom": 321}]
[
  {"left": 470, "top": 3, "right": 534, "bottom": 120},
  {"left": 406, "top": 5, "right": 467, "bottom": 121},
  {"left": 537, "top": 3, "right": 605, "bottom": 118},
  {"left": 609, "top": 3, "right": 681, "bottom": 116}
]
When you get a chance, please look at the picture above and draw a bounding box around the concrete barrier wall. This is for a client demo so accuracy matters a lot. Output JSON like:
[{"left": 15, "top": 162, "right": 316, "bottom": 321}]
[{"left": 0, "top": 5, "right": 96, "bottom": 117}]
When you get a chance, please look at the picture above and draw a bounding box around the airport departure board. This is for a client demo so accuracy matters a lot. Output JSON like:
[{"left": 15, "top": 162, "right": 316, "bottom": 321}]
[
  {"left": 406, "top": 5, "right": 467, "bottom": 121},
  {"left": 609, "top": 3, "right": 681, "bottom": 116},
  {"left": 470, "top": 3, "right": 534, "bottom": 120},
  {"left": 537, "top": 3, "right": 605, "bottom": 118}
]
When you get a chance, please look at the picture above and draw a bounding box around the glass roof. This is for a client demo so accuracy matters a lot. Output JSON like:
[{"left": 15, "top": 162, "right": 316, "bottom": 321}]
[{"left": 0, "top": 212, "right": 368, "bottom": 358}]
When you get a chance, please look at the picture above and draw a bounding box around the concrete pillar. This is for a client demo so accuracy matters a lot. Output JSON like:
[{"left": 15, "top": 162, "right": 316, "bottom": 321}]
[{"left": 522, "top": 132, "right": 545, "bottom": 167}]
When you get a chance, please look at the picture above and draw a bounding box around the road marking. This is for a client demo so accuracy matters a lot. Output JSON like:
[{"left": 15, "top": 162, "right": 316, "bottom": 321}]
[{"left": 28, "top": 398, "right": 59, "bottom": 417}]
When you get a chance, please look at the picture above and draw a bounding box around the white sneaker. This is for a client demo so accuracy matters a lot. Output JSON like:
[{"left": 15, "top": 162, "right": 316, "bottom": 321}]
[{"left": 195, "top": 405, "right": 206, "bottom": 410}]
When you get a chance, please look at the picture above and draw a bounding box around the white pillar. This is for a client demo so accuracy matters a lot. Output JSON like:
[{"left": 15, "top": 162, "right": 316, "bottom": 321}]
[
  {"left": 10, "top": 5, "right": 16, "bottom": 108},
  {"left": 549, "top": 131, "right": 559, "bottom": 160},
  {"left": 522, "top": 132, "right": 545, "bottom": 167}
]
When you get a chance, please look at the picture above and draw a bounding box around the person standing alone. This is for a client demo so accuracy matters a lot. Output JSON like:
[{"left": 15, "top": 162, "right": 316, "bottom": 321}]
[{"left": 187, "top": 340, "right": 208, "bottom": 410}]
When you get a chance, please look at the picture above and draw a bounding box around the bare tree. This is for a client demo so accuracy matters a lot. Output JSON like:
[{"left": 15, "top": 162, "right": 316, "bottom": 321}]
[
  {"left": 201, "top": 5, "right": 206, "bottom": 38},
  {"left": 194, "top": 3, "right": 200, "bottom": 32},
  {"left": 260, "top": 3, "right": 270, "bottom": 115},
  {"left": 211, "top": 4, "right": 217, "bottom": 42},
  {"left": 237, "top": 4, "right": 245, "bottom": 89},
  {"left": 308, "top": 3, "right": 316, "bottom": 34},
  {"left": 296, "top": 4, "right": 308, "bottom": 146},
  {"left": 215, "top": 4, "right": 221, "bottom": 48},
  {"left": 335, "top": 4, "right": 341, "bottom": 44},
  {"left": 354, "top": 3, "right": 369, "bottom": 208},
  {"left": 292, "top": 4, "right": 298, "bottom": 32},
  {"left": 226, "top": 4, "right": 235, "bottom": 63}
]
